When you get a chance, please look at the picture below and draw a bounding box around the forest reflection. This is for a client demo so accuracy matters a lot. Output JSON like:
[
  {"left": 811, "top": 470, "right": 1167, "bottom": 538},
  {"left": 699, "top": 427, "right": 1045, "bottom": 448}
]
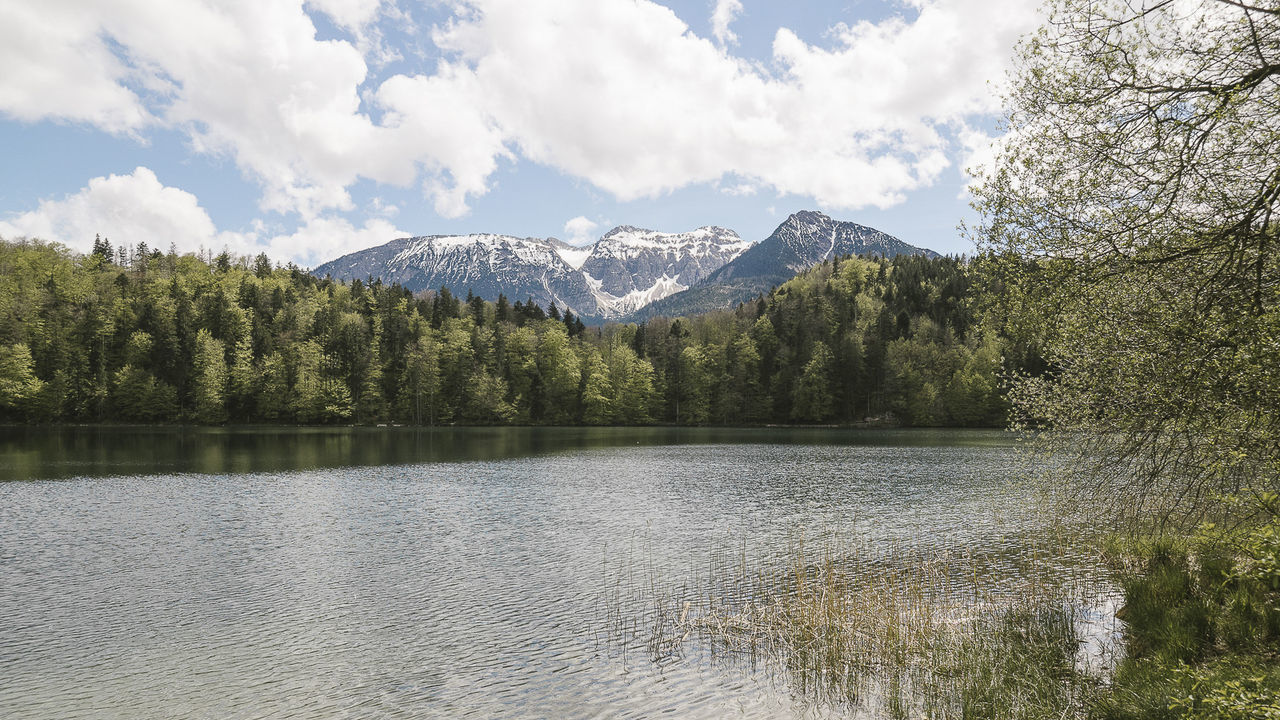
[{"left": 0, "top": 426, "right": 1010, "bottom": 481}]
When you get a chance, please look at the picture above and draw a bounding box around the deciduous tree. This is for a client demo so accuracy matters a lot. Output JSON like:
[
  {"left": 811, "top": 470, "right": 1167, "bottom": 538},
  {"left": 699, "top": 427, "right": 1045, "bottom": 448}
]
[{"left": 973, "top": 0, "right": 1280, "bottom": 518}]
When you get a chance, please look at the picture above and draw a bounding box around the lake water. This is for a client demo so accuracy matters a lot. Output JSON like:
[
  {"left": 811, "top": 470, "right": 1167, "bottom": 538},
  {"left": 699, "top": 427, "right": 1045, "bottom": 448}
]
[{"left": 0, "top": 427, "right": 1105, "bottom": 718}]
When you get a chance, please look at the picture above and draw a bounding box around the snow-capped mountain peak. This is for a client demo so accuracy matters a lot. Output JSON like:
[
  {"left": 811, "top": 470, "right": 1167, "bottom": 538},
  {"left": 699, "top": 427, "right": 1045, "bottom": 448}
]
[
  {"left": 311, "top": 213, "right": 937, "bottom": 323},
  {"left": 580, "top": 226, "right": 752, "bottom": 309},
  {"left": 596, "top": 225, "right": 746, "bottom": 252},
  {"left": 389, "top": 234, "right": 566, "bottom": 272},
  {"left": 313, "top": 224, "right": 755, "bottom": 321}
]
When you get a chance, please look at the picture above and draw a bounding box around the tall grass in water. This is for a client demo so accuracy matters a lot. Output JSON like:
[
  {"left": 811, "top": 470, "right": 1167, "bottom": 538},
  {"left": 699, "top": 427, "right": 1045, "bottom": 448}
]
[{"left": 600, "top": 533, "right": 1118, "bottom": 718}]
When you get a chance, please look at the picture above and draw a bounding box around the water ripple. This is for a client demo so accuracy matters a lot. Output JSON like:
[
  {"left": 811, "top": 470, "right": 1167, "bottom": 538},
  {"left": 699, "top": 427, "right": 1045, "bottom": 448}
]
[{"left": 0, "top": 433, "right": 1083, "bottom": 718}]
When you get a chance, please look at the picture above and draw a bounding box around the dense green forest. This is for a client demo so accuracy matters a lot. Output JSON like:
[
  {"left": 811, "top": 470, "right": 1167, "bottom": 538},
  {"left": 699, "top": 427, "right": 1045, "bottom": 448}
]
[{"left": 0, "top": 238, "right": 1012, "bottom": 427}]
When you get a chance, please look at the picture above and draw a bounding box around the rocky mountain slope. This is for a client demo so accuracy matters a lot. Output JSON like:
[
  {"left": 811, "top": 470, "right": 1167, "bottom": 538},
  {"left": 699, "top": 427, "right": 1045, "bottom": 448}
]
[
  {"left": 625, "top": 211, "right": 937, "bottom": 321},
  {"left": 313, "top": 226, "right": 750, "bottom": 322},
  {"left": 578, "top": 225, "right": 750, "bottom": 318},
  {"left": 312, "top": 212, "right": 937, "bottom": 323}
]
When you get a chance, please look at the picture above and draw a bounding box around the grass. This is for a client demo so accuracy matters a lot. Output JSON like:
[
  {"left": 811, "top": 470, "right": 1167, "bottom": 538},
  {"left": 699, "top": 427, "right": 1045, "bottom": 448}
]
[
  {"left": 1095, "top": 530, "right": 1280, "bottom": 720},
  {"left": 599, "top": 532, "right": 1116, "bottom": 718},
  {"left": 598, "top": 513, "right": 1280, "bottom": 718}
]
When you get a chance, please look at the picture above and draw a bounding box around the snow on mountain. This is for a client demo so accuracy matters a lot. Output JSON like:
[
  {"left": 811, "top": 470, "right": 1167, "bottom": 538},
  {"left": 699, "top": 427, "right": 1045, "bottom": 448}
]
[
  {"left": 312, "top": 213, "right": 937, "bottom": 324},
  {"left": 313, "top": 233, "right": 597, "bottom": 317},
  {"left": 312, "top": 225, "right": 752, "bottom": 321},
  {"left": 584, "top": 272, "right": 689, "bottom": 319},
  {"left": 551, "top": 240, "right": 592, "bottom": 270},
  {"left": 580, "top": 225, "right": 750, "bottom": 309},
  {"left": 627, "top": 211, "right": 939, "bottom": 322}
]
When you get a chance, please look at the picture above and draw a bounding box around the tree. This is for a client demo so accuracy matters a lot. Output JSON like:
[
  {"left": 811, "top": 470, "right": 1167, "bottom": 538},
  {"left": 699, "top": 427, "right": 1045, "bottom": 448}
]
[
  {"left": 91, "top": 234, "right": 112, "bottom": 260},
  {"left": 191, "top": 328, "right": 227, "bottom": 423},
  {"left": 437, "top": 321, "right": 475, "bottom": 422},
  {"left": 580, "top": 349, "right": 613, "bottom": 424},
  {"left": 400, "top": 337, "right": 440, "bottom": 425},
  {"left": 317, "top": 375, "right": 353, "bottom": 422},
  {"left": 109, "top": 330, "right": 176, "bottom": 421},
  {"left": 464, "top": 368, "right": 515, "bottom": 423},
  {"left": 227, "top": 333, "right": 257, "bottom": 421},
  {"left": 973, "top": 0, "right": 1280, "bottom": 519},
  {"left": 292, "top": 339, "right": 325, "bottom": 422},
  {"left": 110, "top": 364, "right": 177, "bottom": 421},
  {"left": 536, "top": 321, "right": 579, "bottom": 424},
  {"left": 0, "top": 343, "right": 43, "bottom": 418},
  {"left": 355, "top": 298, "right": 386, "bottom": 423},
  {"left": 495, "top": 293, "right": 513, "bottom": 324},
  {"left": 608, "top": 343, "right": 654, "bottom": 424},
  {"left": 791, "top": 341, "right": 835, "bottom": 423},
  {"left": 721, "top": 334, "right": 764, "bottom": 423},
  {"left": 258, "top": 352, "right": 291, "bottom": 420},
  {"left": 675, "top": 345, "right": 710, "bottom": 425}
]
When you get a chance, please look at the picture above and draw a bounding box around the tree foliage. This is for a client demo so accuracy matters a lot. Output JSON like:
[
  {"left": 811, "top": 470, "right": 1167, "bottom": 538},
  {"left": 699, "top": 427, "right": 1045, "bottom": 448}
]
[
  {"left": 973, "top": 0, "right": 1280, "bottom": 519},
  {"left": 0, "top": 238, "right": 1014, "bottom": 428}
]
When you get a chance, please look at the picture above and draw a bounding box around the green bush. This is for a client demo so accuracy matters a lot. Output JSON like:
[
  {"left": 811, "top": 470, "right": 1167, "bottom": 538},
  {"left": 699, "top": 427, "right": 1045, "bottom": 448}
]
[{"left": 1098, "top": 528, "right": 1280, "bottom": 720}]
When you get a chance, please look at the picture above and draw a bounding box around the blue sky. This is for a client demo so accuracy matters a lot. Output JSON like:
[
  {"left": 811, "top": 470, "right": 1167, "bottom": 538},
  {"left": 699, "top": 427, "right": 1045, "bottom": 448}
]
[{"left": 0, "top": 0, "right": 1042, "bottom": 266}]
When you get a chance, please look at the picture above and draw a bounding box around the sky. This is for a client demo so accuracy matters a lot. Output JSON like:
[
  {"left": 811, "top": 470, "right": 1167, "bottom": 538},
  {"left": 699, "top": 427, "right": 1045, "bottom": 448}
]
[{"left": 0, "top": 0, "right": 1045, "bottom": 267}]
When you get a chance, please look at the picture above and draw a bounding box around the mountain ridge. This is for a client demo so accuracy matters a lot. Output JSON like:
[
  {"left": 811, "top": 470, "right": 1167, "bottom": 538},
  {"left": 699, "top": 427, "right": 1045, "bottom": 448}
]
[
  {"left": 625, "top": 211, "right": 939, "bottom": 321},
  {"left": 312, "top": 212, "right": 938, "bottom": 322}
]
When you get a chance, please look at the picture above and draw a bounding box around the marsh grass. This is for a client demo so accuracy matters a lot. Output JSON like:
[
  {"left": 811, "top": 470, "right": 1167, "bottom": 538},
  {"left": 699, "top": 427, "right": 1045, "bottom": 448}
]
[
  {"left": 1093, "top": 533, "right": 1280, "bottom": 720},
  {"left": 598, "top": 531, "right": 1119, "bottom": 718}
]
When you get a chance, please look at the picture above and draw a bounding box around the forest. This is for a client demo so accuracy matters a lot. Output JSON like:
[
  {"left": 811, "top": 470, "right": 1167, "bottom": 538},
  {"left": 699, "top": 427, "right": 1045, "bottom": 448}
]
[{"left": 0, "top": 237, "right": 1014, "bottom": 427}]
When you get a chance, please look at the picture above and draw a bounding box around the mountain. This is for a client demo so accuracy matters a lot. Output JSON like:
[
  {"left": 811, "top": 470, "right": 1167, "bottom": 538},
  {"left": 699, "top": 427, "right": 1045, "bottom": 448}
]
[
  {"left": 312, "top": 212, "right": 937, "bottom": 323},
  {"left": 579, "top": 226, "right": 750, "bottom": 318},
  {"left": 313, "top": 234, "right": 598, "bottom": 318},
  {"left": 625, "top": 211, "right": 938, "bottom": 321},
  {"left": 312, "top": 226, "right": 750, "bottom": 322}
]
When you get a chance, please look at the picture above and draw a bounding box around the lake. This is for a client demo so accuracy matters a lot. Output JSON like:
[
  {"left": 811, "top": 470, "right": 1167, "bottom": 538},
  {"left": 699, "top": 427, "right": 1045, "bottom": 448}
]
[{"left": 0, "top": 427, "right": 1108, "bottom": 718}]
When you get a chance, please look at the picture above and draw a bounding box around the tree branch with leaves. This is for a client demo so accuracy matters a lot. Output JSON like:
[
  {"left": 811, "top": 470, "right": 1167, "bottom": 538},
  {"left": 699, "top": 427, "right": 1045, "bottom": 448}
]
[{"left": 975, "top": 0, "right": 1280, "bottom": 524}]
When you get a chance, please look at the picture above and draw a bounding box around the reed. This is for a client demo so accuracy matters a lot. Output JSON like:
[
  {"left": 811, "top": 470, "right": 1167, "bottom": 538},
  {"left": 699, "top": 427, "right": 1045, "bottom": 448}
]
[{"left": 599, "top": 531, "right": 1119, "bottom": 718}]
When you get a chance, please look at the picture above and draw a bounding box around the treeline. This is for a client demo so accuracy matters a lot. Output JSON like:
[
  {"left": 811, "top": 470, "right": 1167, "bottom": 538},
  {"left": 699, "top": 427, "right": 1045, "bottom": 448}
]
[{"left": 0, "top": 238, "right": 1013, "bottom": 426}]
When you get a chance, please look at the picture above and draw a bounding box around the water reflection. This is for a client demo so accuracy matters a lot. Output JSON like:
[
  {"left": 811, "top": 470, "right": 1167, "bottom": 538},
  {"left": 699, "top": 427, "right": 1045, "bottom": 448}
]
[
  {"left": 0, "top": 425, "right": 1014, "bottom": 481},
  {"left": 0, "top": 428, "right": 1102, "bottom": 719}
]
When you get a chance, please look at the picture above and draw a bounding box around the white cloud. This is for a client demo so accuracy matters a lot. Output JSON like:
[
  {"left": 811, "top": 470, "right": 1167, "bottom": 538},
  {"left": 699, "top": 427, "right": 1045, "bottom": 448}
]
[
  {"left": 305, "top": 0, "right": 385, "bottom": 30},
  {"left": 563, "top": 216, "right": 600, "bottom": 246},
  {"left": 0, "top": 2, "right": 150, "bottom": 133},
  {"left": 956, "top": 125, "right": 1002, "bottom": 199},
  {"left": 711, "top": 0, "right": 744, "bottom": 46},
  {"left": 427, "top": 0, "right": 1041, "bottom": 210},
  {"left": 0, "top": 0, "right": 1042, "bottom": 253},
  {"left": 0, "top": 0, "right": 445, "bottom": 222},
  {"left": 0, "top": 167, "right": 223, "bottom": 254},
  {"left": 263, "top": 215, "right": 407, "bottom": 267},
  {"left": 721, "top": 182, "right": 758, "bottom": 197},
  {"left": 367, "top": 196, "right": 400, "bottom": 218},
  {"left": 375, "top": 67, "right": 513, "bottom": 218},
  {"left": 0, "top": 167, "right": 404, "bottom": 267}
]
